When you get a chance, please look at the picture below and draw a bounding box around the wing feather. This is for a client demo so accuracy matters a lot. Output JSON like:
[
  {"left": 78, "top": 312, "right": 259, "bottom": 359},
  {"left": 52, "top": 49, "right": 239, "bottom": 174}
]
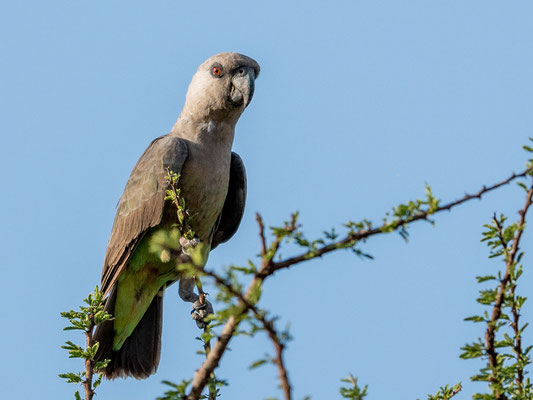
[
  {"left": 101, "top": 135, "right": 188, "bottom": 295},
  {"left": 211, "top": 152, "right": 247, "bottom": 250}
]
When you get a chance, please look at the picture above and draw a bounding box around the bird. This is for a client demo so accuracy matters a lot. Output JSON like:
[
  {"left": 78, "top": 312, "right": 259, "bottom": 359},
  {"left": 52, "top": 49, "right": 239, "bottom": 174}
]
[{"left": 93, "top": 52, "right": 260, "bottom": 379}]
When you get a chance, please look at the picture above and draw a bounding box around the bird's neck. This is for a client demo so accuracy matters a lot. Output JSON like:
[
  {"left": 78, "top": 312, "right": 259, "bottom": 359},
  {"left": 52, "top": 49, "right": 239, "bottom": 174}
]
[{"left": 170, "top": 108, "right": 238, "bottom": 154}]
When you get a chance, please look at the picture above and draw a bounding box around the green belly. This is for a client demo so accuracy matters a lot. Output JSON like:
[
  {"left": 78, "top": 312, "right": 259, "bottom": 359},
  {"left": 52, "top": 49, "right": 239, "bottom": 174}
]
[{"left": 112, "top": 229, "right": 181, "bottom": 350}]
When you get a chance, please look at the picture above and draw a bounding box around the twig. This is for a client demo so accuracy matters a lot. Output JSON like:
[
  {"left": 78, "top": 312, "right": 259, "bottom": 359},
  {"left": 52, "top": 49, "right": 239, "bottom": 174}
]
[
  {"left": 485, "top": 183, "right": 533, "bottom": 399},
  {"left": 194, "top": 277, "right": 216, "bottom": 400},
  {"left": 200, "top": 268, "right": 291, "bottom": 400},
  {"left": 186, "top": 168, "right": 530, "bottom": 399},
  {"left": 187, "top": 313, "right": 239, "bottom": 399},
  {"left": 448, "top": 383, "right": 462, "bottom": 399},
  {"left": 167, "top": 170, "right": 180, "bottom": 208},
  {"left": 484, "top": 215, "right": 509, "bottom": 398},
  {"left": 188, "top": 252, "right": 277, "bottom": 400},
  {"left": 256, "top": 213, "right": 267, "bottom": 258},
  {"left": 166, "top": 168, "right": 194, "bottom": 239},
  {"left": 83, "top": 319, "right": 95, "bottom": 400},
  {"left": 260, "top": 318, "right": 291, "bottom": 400},
  {"left": 184, "top": 265, "right": 292, "bottom": 400},
  {"left": 256, "top": 212, "right": 298, "bottom": 270},
  {"left": 60, "top": 288, "right": 111, "bottom": 400},
  {"left": 510, "top": 282, "right": 524, "bottom": 390},
  {"left": 267, "top": 169, "right": 531, "bottom": 275}
]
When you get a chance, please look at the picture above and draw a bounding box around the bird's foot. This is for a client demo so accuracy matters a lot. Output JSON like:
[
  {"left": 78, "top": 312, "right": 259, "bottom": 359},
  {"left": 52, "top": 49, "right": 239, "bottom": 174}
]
[
  {"left": 179, "top": 236, "right": 200, "bottom": 250},
  {"left": 191, "top": 299, "right": 214, "bottom": 329}
]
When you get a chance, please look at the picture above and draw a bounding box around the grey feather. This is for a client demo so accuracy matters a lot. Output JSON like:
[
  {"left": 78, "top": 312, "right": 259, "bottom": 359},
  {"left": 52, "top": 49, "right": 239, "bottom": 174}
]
[
  {"left": 101, "top": 135, "right": 188, "bottom": 296},
  {"left": 211, "top": 152, "right": 247, "bottom": 250},
  {"left": 95, "top": 288, "right": 163, "bottom": 379}
]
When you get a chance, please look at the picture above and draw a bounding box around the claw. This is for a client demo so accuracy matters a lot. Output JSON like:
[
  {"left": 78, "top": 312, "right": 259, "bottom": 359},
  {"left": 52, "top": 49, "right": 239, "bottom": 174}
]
[
  {"left": 193, "top": 302, "right": 207, "bottom": 311},
  {"left": 191, "top": 299, "right": 214, "bottom": 329},
  {"left": 179, "top": 236, "right": 201, "bottom": 250}
]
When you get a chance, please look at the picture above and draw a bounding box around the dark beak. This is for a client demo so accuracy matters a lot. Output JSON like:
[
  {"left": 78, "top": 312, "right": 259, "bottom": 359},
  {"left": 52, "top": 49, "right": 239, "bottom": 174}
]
[{"left": 230, "top": 67, "right": 256, "bottom": 108}]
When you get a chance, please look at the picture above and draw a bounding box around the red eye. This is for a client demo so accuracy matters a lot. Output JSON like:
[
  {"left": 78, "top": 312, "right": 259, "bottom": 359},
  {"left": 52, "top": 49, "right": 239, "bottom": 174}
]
[{"left": 212, "top": 66, "right": 222, "bottom": 76}]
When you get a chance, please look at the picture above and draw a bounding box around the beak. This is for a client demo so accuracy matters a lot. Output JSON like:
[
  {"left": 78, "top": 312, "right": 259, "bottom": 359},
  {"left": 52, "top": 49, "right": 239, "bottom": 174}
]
[{"left": 230, "top": 67, "right": 256, "bottom": 108}]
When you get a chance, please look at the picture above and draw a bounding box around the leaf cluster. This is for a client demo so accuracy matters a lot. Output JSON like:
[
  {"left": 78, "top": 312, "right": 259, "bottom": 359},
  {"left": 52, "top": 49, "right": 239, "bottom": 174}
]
[
  {"left": 60, "top": 287, "right": 112, "bottom": 332},
  {"left": 379, "top": 184, "right": 439, "bottom": 240},
  {"left": 460, "top": 214, "right": 533, "bottom": 399},
  {"left": 339, "top": 374, "right": 368, "bottom": 400},
  {"left": 165, "top": 170, "right": 195, "bottom": 240},
  {"left": 157, "top": 379, "right": 192, "bottom": 400},
  {"left": 421, "top": 383, "right": 462, "bottom": 400},
  {"left": 59, "top": 286, "right": 112, "bottom": 399}
]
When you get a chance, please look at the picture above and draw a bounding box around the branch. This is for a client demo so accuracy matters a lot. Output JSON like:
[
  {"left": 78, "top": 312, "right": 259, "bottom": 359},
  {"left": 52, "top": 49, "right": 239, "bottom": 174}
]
[
  {"left": 188, "top": 249, "right": 284, "bottom": 400},
  {"left": 428, "top": 382, "right": 462, "bottom": 400},
  {"left": 447, "top": 383, "right": 462, "bottom": 399},
  {"left": 193, "top": 267, "right": 292, "bottom": 400},
  {"left": 485, "top": 183, "right": 533, "bottom": 399},
  {"left": 194, "top": 278, "right": 216, "bottom": 400},
  {"left": 256, "top": 213, "right": 268, "bottom": 258},
  {"left": 187, "top": 312, "right": 240, "bottom": 399},
  {"left": 186, "top": 168, "right": 530, "bottom": 399},
  {"left": 483, "top": 215, "right": 509, "bottom": 398},
  {"left": 59, "top": 287, "right": 111, "bottom": 400},
  {"left": 268, "top": 169, "right": 531, "bottom": 274},
  {"left": 260, "top": 318, "right": 291, "bottom": 400},
  {"left": 510, "top": 280, "right": 524, "bottom": 390},
  {"left": 83, "top": 320, "right": 95, "bottom": 400}
]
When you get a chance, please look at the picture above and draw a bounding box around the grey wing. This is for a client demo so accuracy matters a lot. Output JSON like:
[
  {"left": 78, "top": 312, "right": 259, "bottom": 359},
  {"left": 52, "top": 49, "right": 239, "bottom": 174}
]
[
  {"left": 101, "top": 135, "right": 189, "bottom": 296},
  {"left": 211, "top": 152, "right": 247, "bottom": 250}
]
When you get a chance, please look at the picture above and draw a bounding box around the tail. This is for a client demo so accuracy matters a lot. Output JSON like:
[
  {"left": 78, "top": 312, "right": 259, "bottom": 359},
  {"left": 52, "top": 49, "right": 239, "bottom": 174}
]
[{"left": 94, "top": 286, "right": 163, "bottom": 379}]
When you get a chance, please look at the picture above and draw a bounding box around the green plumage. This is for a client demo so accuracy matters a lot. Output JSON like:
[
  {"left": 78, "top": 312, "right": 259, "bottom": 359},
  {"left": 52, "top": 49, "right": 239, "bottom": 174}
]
[{"left": 112, "top": 230, "right": 178, "bottom": 350}]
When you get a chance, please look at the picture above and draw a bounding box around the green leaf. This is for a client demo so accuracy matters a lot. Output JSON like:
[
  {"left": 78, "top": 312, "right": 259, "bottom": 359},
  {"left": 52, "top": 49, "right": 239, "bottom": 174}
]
[
  {"left": 340, "top": 374, "right": 367, "bottom": 400},
  {"left": 248, "top": 280, "right": 262, "bottom": 305},
  {"left": 465, "top": 315, "right": 486, "bottom": 323},
  {"left": 249, "top": 358, "right": 268, "bottom": 370},
  {"left": 58, "top": 372, "right": 83, "bottom": 384}
]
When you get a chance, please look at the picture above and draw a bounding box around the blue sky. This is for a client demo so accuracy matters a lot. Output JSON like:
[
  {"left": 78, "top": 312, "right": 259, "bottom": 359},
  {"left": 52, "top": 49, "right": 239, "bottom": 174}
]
[{"left": 1, "top": 1, "right": 533, "bottom": 399}]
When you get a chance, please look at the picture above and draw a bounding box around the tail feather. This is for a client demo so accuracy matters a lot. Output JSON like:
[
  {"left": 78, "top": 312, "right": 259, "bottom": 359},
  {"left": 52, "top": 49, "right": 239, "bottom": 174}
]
[{"left": 94, "top": 286, "right": 163, "bottom": 380}]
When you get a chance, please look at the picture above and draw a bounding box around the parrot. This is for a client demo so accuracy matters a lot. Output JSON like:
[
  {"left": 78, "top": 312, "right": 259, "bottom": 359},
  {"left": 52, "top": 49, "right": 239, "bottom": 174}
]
[{"left": 93, "top": 52, "right": 260, "bottom": 379}]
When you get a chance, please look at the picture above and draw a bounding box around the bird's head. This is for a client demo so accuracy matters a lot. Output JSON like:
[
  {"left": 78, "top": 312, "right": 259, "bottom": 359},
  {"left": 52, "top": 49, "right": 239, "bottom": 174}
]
[{"left": 183, "top": 52, "right": 260, "bottom": 123}]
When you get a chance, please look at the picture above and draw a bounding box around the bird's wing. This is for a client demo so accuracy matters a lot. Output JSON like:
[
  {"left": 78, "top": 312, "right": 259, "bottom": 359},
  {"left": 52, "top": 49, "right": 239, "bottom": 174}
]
[
  {"left": 211, "top": 152, "right": 247, "bottom": 250},
  {"left": 101, "top": 135, "right": 188, "bottom": 296}
]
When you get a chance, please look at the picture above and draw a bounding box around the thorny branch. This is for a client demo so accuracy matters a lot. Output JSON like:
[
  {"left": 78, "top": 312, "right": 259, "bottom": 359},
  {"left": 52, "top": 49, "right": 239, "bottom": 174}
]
[
  {"left": 185, "top": 168, "right": 531, "bottom": 399},
  {"left": 511, "top": 277, "right": 525, "bottom": 391},
  {"left": 194, "top": 278, "right": 216, "bottom": 400},
  {"left": 266, "top": 168, "right": 532, "bottom": 275},
  {"left": 260, "top": 317, "right": 291, "bottom": 400},
  {"left": 83, "top": 321, "right": 96, "bottom": 400},
  {"left": 59, "top": 288, "right": 111, "bottom": 400},
  {"left": 202, "top": 268, "right": 291, "bottom": 400},
  {"left": 442, "top": 382, "right": 462, "bottom": 400},
  {"left": 161, "top": 239, "right": 292, "bottom": 400},
  {"left": 484, "top": 182, "right": 533, "bottom": 399},
  {"left": 449, "top": 383, "right": 462, "bottom": 399},
  {"left": 178, "top": 260, "right": 292, "bottom": 400}
]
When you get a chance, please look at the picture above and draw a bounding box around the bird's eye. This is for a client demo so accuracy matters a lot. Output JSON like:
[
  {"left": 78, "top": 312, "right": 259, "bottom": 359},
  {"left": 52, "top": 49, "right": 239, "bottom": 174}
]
[{"left": 212, "top": 66, "right": 222, "bottom": 77}]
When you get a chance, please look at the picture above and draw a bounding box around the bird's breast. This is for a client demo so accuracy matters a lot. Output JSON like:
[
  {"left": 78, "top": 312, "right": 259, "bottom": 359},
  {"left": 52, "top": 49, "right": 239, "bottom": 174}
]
[{"left": 177, "top": 147, "right": 231, "bottom": 243}]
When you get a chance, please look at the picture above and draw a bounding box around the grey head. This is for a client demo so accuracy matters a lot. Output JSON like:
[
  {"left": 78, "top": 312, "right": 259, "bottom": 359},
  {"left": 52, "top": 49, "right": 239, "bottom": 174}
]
[{"left": 180, "top": 52, "right": 260, "bottom": 125}]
